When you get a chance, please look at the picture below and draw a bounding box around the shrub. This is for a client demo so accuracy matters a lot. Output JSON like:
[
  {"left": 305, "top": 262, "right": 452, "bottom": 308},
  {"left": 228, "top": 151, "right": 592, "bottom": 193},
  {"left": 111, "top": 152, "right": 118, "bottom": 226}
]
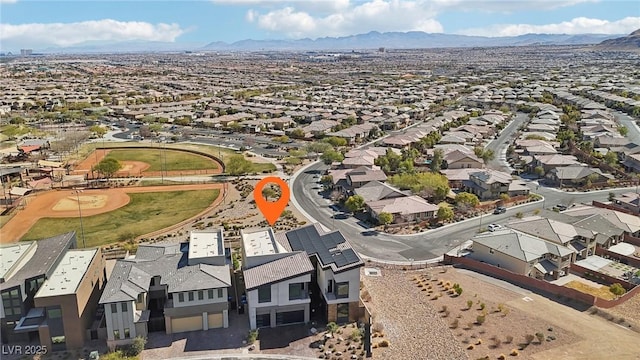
[
  {"left": 479, "top": 303, "right": 486, "bottom": 310},
  {"left": 443, "top": 310, "right": 451, "bottom": 318},
  {"left": 327, "top": 322, "right": 339, "bottom": 334},
  {"left": 467, "top": 344, "right": 475, "bottom": 350},
  {"left": 475, "top": 339, "right": 482, "bottom": 345},
  {"left": 450, "top": 319, "right": 459, "bottom": 329},
  {"left": 247, "top": 330, "right": 258, "bottom": 344},
  {"left": 609, "top": 283, "right": 626, "bottom": 296},
  {"left": 535, "top": 332, "right": 545, "bottom": 343},
  {"left": 498, "top": 355, "right": 507, "bottom": 360},
  {"left": 476, "top": 315, "right": 486, "bottom": 325},
  {"left": 440, "top": 305, "right": 448, "bottom": 313},
  {"left": 510, "top": 349, "right": 519, "bottom": 356},
  {"left": 378, "top": 340, "right": 390, "bottom": 347},
  {"left": 467, "top": 300, "right": 474, "bottom": 309},
  {"left": 455, "top": 286, "right": 463, "bottom": 296},
  {"left": 515, "top": 212, "right": 523, "bottom": 219}
]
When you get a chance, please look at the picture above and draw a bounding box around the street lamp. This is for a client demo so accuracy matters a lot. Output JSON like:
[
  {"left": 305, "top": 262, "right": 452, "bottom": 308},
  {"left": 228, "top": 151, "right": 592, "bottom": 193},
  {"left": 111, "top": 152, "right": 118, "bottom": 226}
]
[{"left": 73, "top": 189, "right": 87, "bottom": 248}]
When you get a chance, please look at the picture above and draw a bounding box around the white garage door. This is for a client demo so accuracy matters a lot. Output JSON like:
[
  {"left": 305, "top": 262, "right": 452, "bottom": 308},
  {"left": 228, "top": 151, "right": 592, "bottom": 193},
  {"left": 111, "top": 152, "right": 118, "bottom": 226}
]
[{"left": 171, "top": 316, "right": 202, "bottom": 333}]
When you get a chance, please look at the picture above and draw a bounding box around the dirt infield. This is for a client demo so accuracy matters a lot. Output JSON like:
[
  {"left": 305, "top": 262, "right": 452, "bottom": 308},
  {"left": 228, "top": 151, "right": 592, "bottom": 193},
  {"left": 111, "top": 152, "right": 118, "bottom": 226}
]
[
  {"left": 0, "top": 184, "right": 224, "bottom": 244},
  {"left": 72, "top": 149, "right": 222, "bottom": 178}
]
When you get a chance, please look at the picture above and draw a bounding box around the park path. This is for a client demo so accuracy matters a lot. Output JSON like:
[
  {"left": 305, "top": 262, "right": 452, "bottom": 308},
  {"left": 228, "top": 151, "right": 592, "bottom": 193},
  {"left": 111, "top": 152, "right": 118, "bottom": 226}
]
[{"left": 0, "top": 184, "right": 224, "bottom": 244}]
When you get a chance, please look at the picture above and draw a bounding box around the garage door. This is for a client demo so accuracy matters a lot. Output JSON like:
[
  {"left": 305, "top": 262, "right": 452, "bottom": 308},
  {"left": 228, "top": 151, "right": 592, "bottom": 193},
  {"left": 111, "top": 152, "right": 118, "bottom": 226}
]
[
  {"left": 276, "top": 310, "right": 305, "bottom": 326},
  {"left": 171, "top": 316, "right": 202, "bottom": 333},
  {"left": 207, "top": 312, "right": 223, "bottom": 329}
]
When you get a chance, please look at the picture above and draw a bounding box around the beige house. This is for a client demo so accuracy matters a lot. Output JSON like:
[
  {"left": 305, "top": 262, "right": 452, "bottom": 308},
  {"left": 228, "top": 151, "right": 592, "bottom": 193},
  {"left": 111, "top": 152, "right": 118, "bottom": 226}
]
[{"left": 470, "top": 229, "right": 575, "bottom": 280}]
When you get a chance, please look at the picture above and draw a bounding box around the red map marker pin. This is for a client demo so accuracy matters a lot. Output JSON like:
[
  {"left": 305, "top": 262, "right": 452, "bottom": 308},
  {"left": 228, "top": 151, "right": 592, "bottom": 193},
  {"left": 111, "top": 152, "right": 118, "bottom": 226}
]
[{"left": 254, "top": 176, "right": 290, "bottom": 226}]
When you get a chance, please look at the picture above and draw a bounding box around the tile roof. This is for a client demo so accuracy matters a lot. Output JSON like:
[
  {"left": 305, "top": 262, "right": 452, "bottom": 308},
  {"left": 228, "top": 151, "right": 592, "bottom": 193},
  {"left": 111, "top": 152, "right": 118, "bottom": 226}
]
[
  {"left": 472, "top": 229, "right": 575, "bottom": 262},
  {"left": 99, "top": 242, "right": 230, "bottom": 304},
  {"left": 243, "top": 252, "right": 313, "bottom": 290}
]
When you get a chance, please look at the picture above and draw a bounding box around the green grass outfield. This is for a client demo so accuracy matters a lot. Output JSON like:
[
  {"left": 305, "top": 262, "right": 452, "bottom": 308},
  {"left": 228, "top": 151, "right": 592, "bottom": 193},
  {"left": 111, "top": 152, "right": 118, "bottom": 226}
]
[
  {"left": 105, "top": 148, "right": 217, "bottom": 171},
  {"left": 21, "top": 189, "right": 219, "bottom": 247}
]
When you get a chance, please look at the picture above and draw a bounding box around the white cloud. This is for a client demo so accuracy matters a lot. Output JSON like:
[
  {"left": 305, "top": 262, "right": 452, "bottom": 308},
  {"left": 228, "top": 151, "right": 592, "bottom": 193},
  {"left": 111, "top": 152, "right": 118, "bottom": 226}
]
[
  {"left": 0, "top": 19, "right": 186, "bottom": 48},
  {"left": 457, "top": 16, "right": 640, "bottom": 37},
  {"left": 0, "top": 0, "right": 19, "bottom": 4},
  {"left": 247, "top": 0, "right": 443, "bottom": 38}
]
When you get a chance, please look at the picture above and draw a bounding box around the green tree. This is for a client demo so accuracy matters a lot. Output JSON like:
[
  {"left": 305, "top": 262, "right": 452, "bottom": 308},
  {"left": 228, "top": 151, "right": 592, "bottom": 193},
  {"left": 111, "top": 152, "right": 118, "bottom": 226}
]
[
  {"left": 306, "top": 142, "right": 333, "bottom": 154},
  {"left": 262, "top": 187, "right": 278, "bottom": 201},
  {"left": 437, "top": 205, "right": 454, "bottom": 222},
  {"left": 93, "top": 158, "right": 122, "bottom": 179},
  {"left": 430, "top": 149, "right": 444, "bottom": 172},
  {"left": 273, "top": 135, "right": 290, "bottom": 144},
  {"left": 604, "top": 151, "right": 618, "bottom": 165},
  {"left": 387, "top": 172, "right": 450, "bottom": 201},
  {"left": 455, "top": 192, "right": 479, "bottom": 208},
  {"left": 289, "top": 128, "right": 306, "bottom": 139},
  {"left": 226, "top": 154, "right": 253, "bottom": 176},
  {"left": 345, "top": 195, "right": 365, "bottom": 213},
  {"left": 378, "top": 212, "right": 393, "bottom": 227},
  {"left": 89, "top": 125, "right": 107, "bottom": 138},
  {"left": 534, "top": 166, "right": 545, "bottom": 178},
  {"left": 323, "top": 136, "right": 348, "bottom": 147},
  {"left": 320, "top": 149, "right": 344, "bottom": 165},
  {"left": 618, "top": 126, "right": 629, "bottom": 137}
]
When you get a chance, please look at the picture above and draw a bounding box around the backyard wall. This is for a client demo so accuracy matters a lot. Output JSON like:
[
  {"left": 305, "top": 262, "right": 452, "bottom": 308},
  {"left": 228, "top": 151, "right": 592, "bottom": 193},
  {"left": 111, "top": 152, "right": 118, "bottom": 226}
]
[
  {"left": 623, "top": 233, "right": 640, "bottom": 247},
  {"left": 443, "top": 254, "right": 638, "bottom": 309},
  {"left": 594, "top": 246, "right": 640, "bottom": 269}
]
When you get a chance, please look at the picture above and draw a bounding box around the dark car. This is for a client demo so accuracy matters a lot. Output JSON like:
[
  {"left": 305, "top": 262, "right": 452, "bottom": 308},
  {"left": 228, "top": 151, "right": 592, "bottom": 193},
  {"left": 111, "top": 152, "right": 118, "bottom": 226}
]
[{"left": 493, "top": 206, "right": 507, "bottom": 214}]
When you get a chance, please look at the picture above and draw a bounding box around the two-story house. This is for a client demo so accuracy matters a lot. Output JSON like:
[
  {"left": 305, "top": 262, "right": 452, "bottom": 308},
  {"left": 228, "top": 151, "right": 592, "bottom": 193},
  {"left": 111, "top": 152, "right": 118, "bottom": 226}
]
[
  {"left": 99, "top": 230, "right": 231, "bottom": 349},
  {"left": 240, "top": 228, "right": 314, "bottom": 330},
  {"left": 1, "top": 232, "right": 106, "bottom": 351},
  {"left": 470, "top": 229, "right": 575, "bottom": 280},
  {"left": 464, "top": 169, "right": 512, "bottom": 200},
  {"left": 241, "top": 225, "right": 364, "bottom": 329}
]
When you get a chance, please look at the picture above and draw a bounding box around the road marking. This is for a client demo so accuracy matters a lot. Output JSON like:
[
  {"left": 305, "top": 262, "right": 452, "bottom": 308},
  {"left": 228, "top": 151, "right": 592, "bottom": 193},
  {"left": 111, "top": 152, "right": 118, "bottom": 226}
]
[{"left": 522, "top": 296, "right": 533, "bottom": 302}]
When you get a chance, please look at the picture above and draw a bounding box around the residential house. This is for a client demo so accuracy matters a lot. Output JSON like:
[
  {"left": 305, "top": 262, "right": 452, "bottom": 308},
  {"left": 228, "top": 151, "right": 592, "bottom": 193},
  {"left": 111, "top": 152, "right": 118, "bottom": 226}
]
[
  {"left": 1, "top": 232, "right": 106, "bottom": 351},
  {"left": 464, "top": 169, "right": 513, "bottom": 200},
  {"left": 241, "top": 227, "right": 314, "bottom": 330},
  {"left": 241, "top": 225, "right": 363, "bottom": 329},
  {"left": 366, "top": 196, "right": 438, "bottom": 224},
  {"left": 442, "top": 150, "right": 483, "bottom": 169},
  {"left": 470, "top": 229, "right": 575, "bottom": 280},
  {"left": 508, "top": 217, "right": 597, "bottom": 259},
  {"left": 532, "top": 154, "right": 580, "bottom": 174},
  {"left": 354, "top": 181, "right": 408, "bottom": 204},
  {"left": 545, "top": 165, "right": 613, "bottom": 187},
  {"left": 99, "top": 230, "right": 231, "bottom": 348},
  {"left": 611, "top": 192, "right": 640, "bottom": 214}
]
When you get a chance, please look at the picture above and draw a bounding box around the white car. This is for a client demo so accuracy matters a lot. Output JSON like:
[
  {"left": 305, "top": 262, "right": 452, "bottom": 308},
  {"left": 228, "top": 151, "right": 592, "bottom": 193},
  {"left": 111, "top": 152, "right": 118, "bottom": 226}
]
[{"left": 487, "top": 224, "right": 503, "bottom": 232}]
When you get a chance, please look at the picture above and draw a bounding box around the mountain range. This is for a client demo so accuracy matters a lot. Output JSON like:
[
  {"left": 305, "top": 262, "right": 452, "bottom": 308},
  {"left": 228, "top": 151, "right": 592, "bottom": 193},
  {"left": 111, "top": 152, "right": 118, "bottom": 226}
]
[
  {"left": 12, "top": 31, "right": 632, "bottom": 54},
  {"left": 202, "top": 31, "right": 623, "bottom": 51}
]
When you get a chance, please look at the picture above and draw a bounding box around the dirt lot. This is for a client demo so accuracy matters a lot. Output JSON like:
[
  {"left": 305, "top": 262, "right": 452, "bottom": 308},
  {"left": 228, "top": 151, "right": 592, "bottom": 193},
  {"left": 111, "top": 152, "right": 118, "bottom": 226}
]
[{"left": 361, "top": 266, "right": 640, "bottom": 360}]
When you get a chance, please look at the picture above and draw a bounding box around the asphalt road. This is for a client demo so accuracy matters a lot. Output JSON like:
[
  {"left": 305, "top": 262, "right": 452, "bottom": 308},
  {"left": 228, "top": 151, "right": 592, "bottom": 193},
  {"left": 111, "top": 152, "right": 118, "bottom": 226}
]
[{"left": 485, "top": 112, "right": 529, "bottom": 172}]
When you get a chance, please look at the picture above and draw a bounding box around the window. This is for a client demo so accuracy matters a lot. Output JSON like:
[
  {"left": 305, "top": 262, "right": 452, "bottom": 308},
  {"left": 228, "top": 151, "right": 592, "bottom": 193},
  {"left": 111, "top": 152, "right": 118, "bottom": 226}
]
[
  {"left": 217, "top": 289, "right": 223, "bottom": 298},
  {"left": 337, "top": 303, "right": 349, "bottom": 323},
  {"left": 178, "top": 293, "right": 184, "bottom": 302},
  {"left": 124, "top": 328, "right": 130, "bottom": 339},
  {"left": 121, "top": 303, "right": 128, "bottom": 312},
  {"left": 111, "top": 304, "right": 118, "bottom": 313},
  {"left": 208, "top": 289, "right": 214, "bottom": 299},
  {"left": 188, "top": 292, "right": 194, "bottom": 301},
  {"left": 258, "top": 285, "right": 271, "bottom": 303},
  {"left": 47, "top": 308, "right": 62, "bottom": 319},
  {"left": 289, "top": 283, "right": 304, "bottom": 300},
  {"left": 336, "top": 282, "right": 349, "bottom": 299},
  {"left": 327, "top": 280, "right": 334, "bottom": 293},
  {"left": 137, "top": 293, "right": 144, "bottom": 303},
  {"left": 113, "top": 330, "right": 120, "bottom": 340},
  {"left": 198, "top": 290, "right": 204, "bottom": 300}
]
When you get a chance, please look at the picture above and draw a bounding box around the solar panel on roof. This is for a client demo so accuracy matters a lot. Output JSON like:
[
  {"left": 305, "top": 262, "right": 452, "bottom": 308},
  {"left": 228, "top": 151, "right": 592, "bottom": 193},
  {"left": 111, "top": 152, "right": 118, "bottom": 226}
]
[{"left": 285, "top": 225, "right": 361, "bottom": 269}]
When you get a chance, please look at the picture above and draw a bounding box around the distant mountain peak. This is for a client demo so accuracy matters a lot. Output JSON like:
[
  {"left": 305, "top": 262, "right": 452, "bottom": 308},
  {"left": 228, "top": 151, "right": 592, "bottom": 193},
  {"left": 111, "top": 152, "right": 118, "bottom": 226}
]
[{"left": 597, "top": 29, "right": 640, "bottom": 51}]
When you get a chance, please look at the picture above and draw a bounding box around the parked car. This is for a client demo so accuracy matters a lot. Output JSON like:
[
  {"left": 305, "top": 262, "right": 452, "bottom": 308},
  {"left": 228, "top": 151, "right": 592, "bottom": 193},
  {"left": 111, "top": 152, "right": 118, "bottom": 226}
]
[
  {"left": 487, "top": 224, "right": 503, "bottom": 232},
  {"left": 493, "top": 206, "right": 507, "bottom": 214},
  {"left": 553, "top": 204, "right": 568, "bottom": 211}
]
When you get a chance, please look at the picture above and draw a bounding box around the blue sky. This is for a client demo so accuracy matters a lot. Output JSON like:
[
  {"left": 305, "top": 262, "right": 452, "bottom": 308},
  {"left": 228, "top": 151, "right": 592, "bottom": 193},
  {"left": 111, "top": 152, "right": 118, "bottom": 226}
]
[{"left": 1, "top": 0, "right": 638, "bottom": 50}]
